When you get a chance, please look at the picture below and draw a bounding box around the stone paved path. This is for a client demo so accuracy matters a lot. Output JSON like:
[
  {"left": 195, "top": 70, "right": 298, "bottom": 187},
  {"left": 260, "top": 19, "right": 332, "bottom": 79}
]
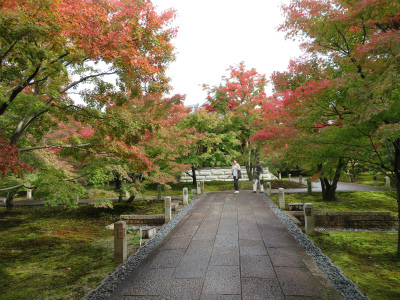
[{"left": 108, "top": 191, "right": 343, "bottom": 299}]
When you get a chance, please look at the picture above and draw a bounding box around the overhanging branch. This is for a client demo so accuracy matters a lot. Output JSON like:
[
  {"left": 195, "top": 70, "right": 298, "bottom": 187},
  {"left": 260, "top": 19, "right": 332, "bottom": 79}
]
[
  {"left": 18, "top": 143, "right": 106, "bottom": 155},
  {"left": 0, "top": 183, "right": 37, "bottom": 192}
]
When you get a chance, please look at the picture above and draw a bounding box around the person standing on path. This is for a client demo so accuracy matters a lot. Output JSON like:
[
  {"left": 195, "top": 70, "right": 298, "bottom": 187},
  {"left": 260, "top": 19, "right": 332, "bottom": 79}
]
[
  {"left": 253, "top": 160, "right": 264, "bottom": 194},
  {"left": 229, "top": 159, "right": 241, "bottom": 193}
]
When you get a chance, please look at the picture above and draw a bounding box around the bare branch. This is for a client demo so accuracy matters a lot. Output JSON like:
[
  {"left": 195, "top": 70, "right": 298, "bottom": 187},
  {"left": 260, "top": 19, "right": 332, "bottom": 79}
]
[
  {"left": 18, "top": 143, "right": 105, "bottom": 154},
  {"left": 0, "top": 40, "right": 19, "bottom": 63},
  {"left": 51, "top": 103, "right": 112, "bottom": 119},
  {"left": 59, "top": 71, "right": 117, "bottom": 94}
]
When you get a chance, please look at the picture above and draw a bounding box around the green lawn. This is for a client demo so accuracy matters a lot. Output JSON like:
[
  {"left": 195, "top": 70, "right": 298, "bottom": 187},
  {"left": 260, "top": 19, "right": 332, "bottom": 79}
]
[
  {"left": 0, "top": 201, "right": 163, "bottom": 300},
  {"left": 308, "top": 231, "right": 400, "bottom": 300},
  {"left": 269, "top": 190, "right": 398, "bottom": 215},
  {"left": 349, "top": 172, "right": 388, "bottom": 186}
]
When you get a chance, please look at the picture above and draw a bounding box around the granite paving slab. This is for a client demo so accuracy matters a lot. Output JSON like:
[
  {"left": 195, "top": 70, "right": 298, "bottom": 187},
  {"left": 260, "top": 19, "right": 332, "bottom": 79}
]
[
  {"left": 107, "top": 191, "right": 343, "bottom": 300},
  {"left": 209, "top": 246, "right": 240, "bottom": 266},
  {"left": 241, "top": 277, "right": 284, "bottom": 300},
  {"left": 202, "top": 265, "right": 241, "bottom": 295},
  {"left": 275, "top": 266, "right": 327, "bottom": 298},
  {"left": 240, "top": 255, "right": 275, "bottom": 278}
]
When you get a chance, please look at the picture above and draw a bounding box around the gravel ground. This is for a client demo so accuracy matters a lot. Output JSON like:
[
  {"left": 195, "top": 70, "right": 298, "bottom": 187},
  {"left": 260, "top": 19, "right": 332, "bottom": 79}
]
[
  {"left": 83, "top": 197, "right": 201, "bottom": 300},
  {"left": 262, "top": 195, "right": 371, "bottom": 300}
]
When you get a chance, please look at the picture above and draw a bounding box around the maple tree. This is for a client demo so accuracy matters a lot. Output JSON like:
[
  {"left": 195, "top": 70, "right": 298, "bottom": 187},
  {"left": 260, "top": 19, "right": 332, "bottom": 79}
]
[
  {"left": 264, "top": 55, "right": 351, "bottom": 201},
  {"left": 92, "top": 92, "right": 194, "bottom": 201},
  {"left": 0, "top": 0, "right": 178, "bottom": 209},
  {"left": 177, "top": 109, "right": 241, "bottom": 185},
  {"left": 276, "top": 0, "right": 400, "bottom": 252},
  {"left": 202, "top": 62, "right": 268, "bottom": 180}
]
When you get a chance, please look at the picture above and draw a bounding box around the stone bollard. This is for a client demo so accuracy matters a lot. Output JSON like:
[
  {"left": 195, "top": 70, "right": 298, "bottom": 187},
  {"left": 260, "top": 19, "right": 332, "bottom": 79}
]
[
  {"left": 76, "top": 195, "right": 79, "bottom": 204},
  {"left": 278, "top": 172, "right": 281, "bottom": 180},
  {"left": 304, "top": 203, "right": 315, "bottom": 235},
  {"left": 165, "top": 196, "right": 172, "bottom": 223},
  {"left": 27, "top": 189, "right": 32, "bottom": 199},
  {"left": 157, "top": 184, "right": 162, "bottom": 201},
  {"left": 183, "top": 188, "right": 189, "bottom": 205},
  {"left": 278, "top": 188, "right": 285, "bottom": 210},
  {"left": 201, "top": 181, "right": 205, "bottom": 193},
  {"left": 373, "top": 175, "right": 378, "bottom": 187},
  {"left": 114, "top": 221, "right": 127, "bottom": 264},
  {"left": 266, "top": 182, "right": 271, "bottom": 197},
  {"left": 299, "top": 175, "right": 302, "bottom": 184},
  {"left": 307, "top": 180, "right": 312, "bottom": 194},
  {"left": 288, "top": 174, "right": 291, "bottom": 181},
  {"left": 385, "top": 176, "right": 390, "bottom": 189},
  {"left": 349, "top": 174, "right": 353, "bottom": 183},
  {"left": 125, "top": 191, "right": 130, "bottom": 199},
  {"left": 197, "top": 182, "right": 201, "bottom": 194}
]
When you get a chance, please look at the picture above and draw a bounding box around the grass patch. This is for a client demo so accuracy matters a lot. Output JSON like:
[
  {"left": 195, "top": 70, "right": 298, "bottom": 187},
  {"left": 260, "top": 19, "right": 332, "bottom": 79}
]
[
  {"left": 269, "top": 191, "right": 398, "bottom": 215},
  {"left": 350, "top": 172, "right": 387, "bottom": 187},
  {"left": 0, "top": 201, "right": 162, "bottom": 300},
  {"left": 308, "top": 231, "right": 400, "bottom": 300}
]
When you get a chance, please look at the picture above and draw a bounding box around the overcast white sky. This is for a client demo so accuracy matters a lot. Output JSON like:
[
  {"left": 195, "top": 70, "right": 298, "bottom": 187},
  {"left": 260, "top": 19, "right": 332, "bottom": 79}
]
[{"left": 152, "top": 0, "right": 303, "bottom": 105}]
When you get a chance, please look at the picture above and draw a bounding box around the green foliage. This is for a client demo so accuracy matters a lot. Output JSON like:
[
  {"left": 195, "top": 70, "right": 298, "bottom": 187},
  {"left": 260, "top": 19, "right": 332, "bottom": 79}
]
[{"left": 178, "top": 110, "right": 241, "bottom": 169}]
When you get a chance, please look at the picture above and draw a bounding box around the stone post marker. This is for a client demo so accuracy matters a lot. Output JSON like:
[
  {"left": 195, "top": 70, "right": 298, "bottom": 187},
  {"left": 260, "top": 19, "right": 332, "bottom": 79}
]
[
  {"left": 278, "top": 172, "right": 281, "bottom": 180},
  {"left": 157, "top": 184, "right": 162, "bottom": 201},
  {"left": 385, "top": 176, "right": 390, "bottom": 189},
  {"left": 278, "top": 188, "right": 285, "bottom": 210},
  {"left": 114, "top": 221, "right": 127, "bottom": 264},
  {"left": 201, "top": 181, "right": 205, "bottom": 193},
  {"left": 165, "top": 196, "right": 172, "bottom": 223},
  {"left": 304, "top": 203, "right": 315, "bottom": 235},
  {"left": 299, "top": 175, "right": 302, "bottom": 184},
  {"left": 27, "top": 189, "right": 32, "bottom": 199},
  {"left": 182, "top": 188, "right": 189, "bottom": 205},
  {"left": 197, "top": 182, "right": 201, "bottom": 194},
  {"left": 76, "top": 195, "right": 79, "bottom": 204},
  {"left": 266, "top": 182, "right": 272, "bottom": 197},
  {"left": 288, "top": 174, "right": 291, "bottom": 181},
  {"left": 307, "top": 180, "right": 312, "bottom": 194},
  {"left": 373, "top": 175, "right": 378, "bottom": 187},
  {"left": 125, "top": 191, "right": 130, "bottom": 199}
]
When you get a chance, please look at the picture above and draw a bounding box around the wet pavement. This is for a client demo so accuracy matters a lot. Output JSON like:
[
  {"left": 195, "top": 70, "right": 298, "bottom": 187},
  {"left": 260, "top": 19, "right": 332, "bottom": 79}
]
[{"left": 108, "top": 191, "right": 343, "bottom": 299}]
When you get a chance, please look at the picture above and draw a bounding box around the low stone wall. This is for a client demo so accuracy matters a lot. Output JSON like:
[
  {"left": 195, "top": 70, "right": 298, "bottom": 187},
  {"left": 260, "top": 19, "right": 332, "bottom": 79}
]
[
  {"left": 120, "top": 215, "right": 165, "bottom": 226},
  {"left": 288, "top": 211, "right": 399, "bottom": 229},
  {"left": 180, "top": 166, "right": 277, "bottom": 183}
]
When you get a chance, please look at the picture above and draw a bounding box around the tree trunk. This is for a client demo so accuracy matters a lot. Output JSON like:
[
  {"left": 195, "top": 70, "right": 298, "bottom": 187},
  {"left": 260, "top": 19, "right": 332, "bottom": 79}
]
[
  {"left": 191, "top": 164, "right": 197, "bottom": 186},
  {"left": 127, "top": 195, "right": 136, "bottom": 204},
  {"left": 6, "top": 190, "right": 16, "bottom": 211},
  {"left": 118, "top": 189, "right": 124, "bottom": 202},
  {"left": 246, "top": 161, "right": 254, "bottom": 181},
  {"left": 394, "top": 171, "right": 400, "bottom": 256},
  {"left": 319, "top": 158, "right": 345, "bottom": 201},
  {"left": 387, "top": 138, "right": 400, "bottom": 255},
  {"left": 115, "top": 175, "right": 123, "bottom": 202}
]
